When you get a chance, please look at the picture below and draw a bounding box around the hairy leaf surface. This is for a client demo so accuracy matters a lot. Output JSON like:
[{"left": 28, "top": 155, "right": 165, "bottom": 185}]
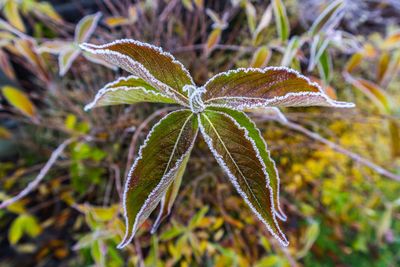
[
  {"left": 203, "top": 67, "right": 354, "bottom": 110},
  {"left": 119, "top": 110, "right": 198, "bottom": 248},
  {"left": 207, "top": 106, "right": 286, "bottom": 221},
  {"left": 85, "top": 76, "right": 175, "bottom": 111},
  {"left": 198, "top": 109, "right": 288, "bottom": 246},
  {"left": 80, "top": 40, "right": 194, "bottom": 105}
]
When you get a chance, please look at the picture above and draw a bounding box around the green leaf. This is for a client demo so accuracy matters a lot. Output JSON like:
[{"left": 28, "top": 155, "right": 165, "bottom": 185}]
[
  {"left": 38, "top": 40, "right": 71, "bottom": 54},
  {"left": 58, "top": 48, "right": 80, "bottom": 76},
  {"left": 207, "top": 106, "right": 286, "bottom": 221},
  {"left": 8, "top": 214, "right": 42, "bottom": 245},
  {"left": 203, "top": 67, "right": 355, "bottom": 110},
  {"left": 80, "top": 39, "right": 194, "bottom": 106},
  {"left": 272, "top": 0, "right": 290, "bottom": 41},
  {"left": 281, "top": 36, "right": 300, "bottom": 67},
  {"left": 74, "top": 12, "right": 102, "bottom": 44},
  {"left": 198, "top": 109, "right": 288, "bottom": 246},
  {"left": 253, "top": 5, "right": 272, "bottom": 45},
  {"left": 85, "top": 75, "right": 176, "bottom": 111},
  {"left": 118, "top": 110, "right": 198, "bottom": 248},
  {"left": 151, "top": 153, "right": 188, "bottom": 233},
  {"left": 317, "top": 49, "right": 332, "bottom": 83},
  {"left": 309, "top": 0, "right": 344, "bottom": 36}
]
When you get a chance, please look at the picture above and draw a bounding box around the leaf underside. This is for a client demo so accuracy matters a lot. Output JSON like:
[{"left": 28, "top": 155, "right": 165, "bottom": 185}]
[
  {"left": 119, "top": 109, "right": 198, "bottom": 248},
  {"left": 85, "top": 75, "right": 176, "bottom": 111},
  {"left": 198, "top": 109, "right": 288, "bottom": 246},
  {"left": 203, "top": 67, "right": 354, "bottom": 110},
  {"left": 80, "top": 40, "right": 194, "bottom": 105}
]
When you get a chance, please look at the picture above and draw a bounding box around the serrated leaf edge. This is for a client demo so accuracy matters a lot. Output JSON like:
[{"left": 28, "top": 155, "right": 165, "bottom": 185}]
[
  {"left": 203, "top": 66, "right": 355, "bottom": 109},
  {"left": 198, "top": 110, "right": 289, "bottom": 246},
  {"left": 79, "top": 39, "right": 194, "bottom": 106},
  {"left": 84, "top": 75, "right": 175, "bottom": 111},
  {"left": 211, "top": 107, "right": 287, "bottom": 221},
  {"left": 118, "top": 109, "right": 198, "bottom": 248}
]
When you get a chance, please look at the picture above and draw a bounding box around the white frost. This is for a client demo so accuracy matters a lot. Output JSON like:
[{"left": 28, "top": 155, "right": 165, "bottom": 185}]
[{"left": 198, "top": 112, "right": 289, "bottom": 246}]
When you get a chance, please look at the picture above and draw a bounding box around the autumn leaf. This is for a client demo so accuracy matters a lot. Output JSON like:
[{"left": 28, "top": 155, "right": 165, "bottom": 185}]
[
  {"left": 1, "top": 85, "right": 36, "bottom": 118},
  {"left": 118, "top": 110, "right": 198, "bottom": 248}
]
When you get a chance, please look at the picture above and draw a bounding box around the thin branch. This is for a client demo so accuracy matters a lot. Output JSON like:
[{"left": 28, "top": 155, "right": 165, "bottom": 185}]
[
  {"left": 276, "top": 119, "right": 400, "bottom": 182},
  {"left": 0, "top": 137, "right": 81, "bottom": 209}
]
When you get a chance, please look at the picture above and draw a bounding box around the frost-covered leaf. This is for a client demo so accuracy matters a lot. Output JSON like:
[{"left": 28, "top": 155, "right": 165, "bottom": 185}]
[
  {"left": 151, "top": 153, "right": 189, "bottom": 233},
  {"left": 281, "top": 36, "right": 300, "bottom": 67},
  {"left": 38, "top": 40, "right": 71, "bottom": 54},
  {"left": 82, "top": 52, "right": 119, "bottom": 70},
  {"left": 118, "top": 110, "right": 198, "bottom": 248},
  {"left": 85, "top": 76, "right": 176, "bottom": 111},
  {"left": 80, "top": 39, "right": 194, "bottom": 105},
  {"left": 272, "top": 0, "right": 290, "bottom": 42},
  {"left": 203, "top": 67, "right": 355, "bottom": 110},
  {"left": 309, "top": 0, "right": 344, "bottom": 36},
  {"left": 74, "top": 12, "right": 102, "bottom": 44},
  {"left": 58, "top": 48, "right": 80, "bottom": 76},
  {"left": 207, "top": 106, "right": 287, "bottom": 221},
  {"left": 253, "top": 5, "right": 272, "bottom": 45},
  {"left": 198, "top": 109, "right": 288, "bottom": 246}
]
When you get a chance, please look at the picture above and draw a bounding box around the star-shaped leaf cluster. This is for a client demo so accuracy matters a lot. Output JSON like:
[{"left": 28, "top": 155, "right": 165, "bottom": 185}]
[{"left": 81, "top": 39, "right": 354, "bottom": 248}]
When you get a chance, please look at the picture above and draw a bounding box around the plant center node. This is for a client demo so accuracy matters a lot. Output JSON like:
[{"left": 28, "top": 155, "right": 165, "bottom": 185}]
[{"left": 183, "top": 85, "right": 206, "bottom": 113}]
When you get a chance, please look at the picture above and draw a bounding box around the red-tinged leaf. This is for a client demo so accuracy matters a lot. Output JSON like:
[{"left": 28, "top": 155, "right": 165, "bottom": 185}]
[
  {"left": 118, "top": 110, "right": 198, "bottom": 248},
  {"left": 85, "top": 76, "right": 176, "bottom": 110},
  {"left": 0, "top": 50, "right": 15, "bottom": 80},
  {"left": 80, "top": 39, "right": 194, "bottom": 106},
  {"left": 207, "top": 106, "right": 287, "bottom": 221},
  {"left": 3, "top": 0, "right": 25, "bottom": 32},
  {"left": 1, "top": 85, "right": 36, "bottom": 118},
  {"left": 58, "top": 48, "right": 80, "bottom": 76},
  {"left": 203, "top": 67, "right": 354, "bottom": 110},
  {"left": 151, "top": 154, "right": 188, "bottom": 233},
  {"left": 14, "top": 39, "right": 49, "bottom": 82},
  {"left": 74, "top": 12, "right": 102, "bottom": 44},
  {"left": 198, "top": 109, "right": 288, "bottom": 246}
]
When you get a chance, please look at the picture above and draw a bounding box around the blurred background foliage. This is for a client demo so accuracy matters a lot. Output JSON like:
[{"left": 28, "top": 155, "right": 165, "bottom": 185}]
[{"left": 0, "top": 0, "right": 399, "bottom": 266}]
